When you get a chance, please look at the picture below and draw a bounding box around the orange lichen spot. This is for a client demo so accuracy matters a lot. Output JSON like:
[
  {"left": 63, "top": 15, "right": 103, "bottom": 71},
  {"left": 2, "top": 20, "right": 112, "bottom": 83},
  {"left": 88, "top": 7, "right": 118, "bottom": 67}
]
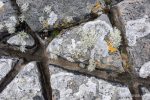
[
  {"left": 107, "top": 41, "right": 117, "bottom": 53},
  {"left": 91, "top": 1, "right": 102, "bottom": 13}
]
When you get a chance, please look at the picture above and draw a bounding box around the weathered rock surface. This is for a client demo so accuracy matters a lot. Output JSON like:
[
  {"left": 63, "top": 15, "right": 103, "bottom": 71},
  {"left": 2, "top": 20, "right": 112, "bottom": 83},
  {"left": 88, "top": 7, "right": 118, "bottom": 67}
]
[
  {"left": 0, "top": 0, "right": 18, "bottom": 33},
  {"left": 16, "top": 0, "right": 105, "bottom": 32},
  {"left": 0, "top": 62, "right": 44, "bottom": 100},
  {"left": 49, "top": 65, "right": 132, "bottom": 100},
  {"left": 0, "top": 57, "right": 17, "bottom": 80},
  {"left": 139, "top": 61, "right": 150, "bottom": 78},
  {"left": 47, "top": 14, "right": 123, "bottom": 72},
  {"left": 112, "top": 0, "right": 150, "bottom": 75},
  {"left": 7, "top": 32, "right": 35, "bottom": 47},
  {"left": 141, "top": 87, "right": 150, "bottom": 100}
]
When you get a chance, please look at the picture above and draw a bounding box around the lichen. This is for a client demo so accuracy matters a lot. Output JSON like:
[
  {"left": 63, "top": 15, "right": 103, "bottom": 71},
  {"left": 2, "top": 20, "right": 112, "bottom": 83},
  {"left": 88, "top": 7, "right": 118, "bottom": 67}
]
[
  {"left": 47, "top": 11, "right": 58, "bottom": 26},
  {"left": 125, "top": 15, "right": 150, "bottom": 46},
  {"left": 21, "top": 3, "right": 29, "bottom": 12}
]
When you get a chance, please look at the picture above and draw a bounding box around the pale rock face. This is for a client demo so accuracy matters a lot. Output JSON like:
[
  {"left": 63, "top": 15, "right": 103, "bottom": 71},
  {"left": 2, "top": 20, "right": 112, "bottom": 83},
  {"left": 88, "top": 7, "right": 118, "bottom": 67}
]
[
  {"left": 50, "top": 65, "right": 132, "bottom": 100},
  {"left": 0, "top": 58, "right": 16, "bottom": 80},
  {"left": 141, "top": 87, "right": 150, "bottom": 100},
  {"left": 7, "top": 33, "right": 35, "bottom": 46},
  {"left": 0, "top": 0, "right": 18, "bottom": 33},
  {"left": 0, "top": 62, "right": 44, "bottom": 100},
  {"left": 139, "top": 61, "right": 150, "bottom": 78},
  {"left": 125, "top": 15, "right": 150, "bottom": 46}
]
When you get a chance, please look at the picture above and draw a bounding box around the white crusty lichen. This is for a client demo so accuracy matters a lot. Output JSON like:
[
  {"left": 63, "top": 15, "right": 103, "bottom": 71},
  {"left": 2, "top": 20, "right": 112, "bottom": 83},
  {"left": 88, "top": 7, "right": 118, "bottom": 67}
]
[
  {"left": 21, "top": 3, "right": 29, "bottom": 12},
  {"left": 4, "top": 16, "right": 18, "bottom": 34},
  {"left": 109, "top": 27, "right": 121, "bottom": 48},
  {"left": 47, "top": 11, "right": 58, "bottom": 26},
  {"left": 125, "top": 15, "right": 150, "bottom": 46},
  {"left": 139, "top": 61, "right": 150, "bottom": 78}
]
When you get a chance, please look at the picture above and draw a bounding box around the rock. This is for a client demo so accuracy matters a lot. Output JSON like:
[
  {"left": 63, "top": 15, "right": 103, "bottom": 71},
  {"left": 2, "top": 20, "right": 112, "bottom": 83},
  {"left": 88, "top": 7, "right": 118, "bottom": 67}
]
[
  {"left": 139, "top": 61, "right": 150, "bottom": 78},
  {"left": 0, "top": 0, "right": 19, "bottom": 33},
  {"left": 0, "top": 62, "right": 44, "bottom": 100},
  {"left": 16, "top": 0, "right": 105, "bottom": 32},
  {"left": 141, "top": 87, "right": 150, "bottom": 100},
  {"left": 0, "top": 57, "right": 17, "bottom": 80},
  {"left": 49, "top": 65, "right": 132, "bottom": 100},
  {"left": 47, "top": 14, "right": 124, "bottom": 72},
  {"left": 112, "top": 0, "right": 150, "bottom": 74},
  {"left": 7, "top": 32, "right": 35, "bottom": 47}
]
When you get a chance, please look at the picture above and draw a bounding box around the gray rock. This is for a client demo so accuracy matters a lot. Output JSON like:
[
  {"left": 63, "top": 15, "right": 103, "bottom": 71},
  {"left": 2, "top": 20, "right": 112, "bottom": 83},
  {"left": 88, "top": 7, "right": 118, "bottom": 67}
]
[
  {"left": 47, "top": 15, "right": 124, "bottom": 72},
  {"left": 49, "top": 65, "right": 132, "bottom": 100},
  {"left": 16, "top": 0, "right": 105, "bottom": 32},
  {"left": 112, "top": 0, "right": 150, "bottom": 74},
  {"left": 0, "top": 57, "right": 17, "bottom": 80},
  {"left": 0, "top": 62, "right": 44, "bottom": 100},
  {"left": 7, "top": 32, "right": 35, "bottom": 47},
  {"left": 139, "top": 61, "right": 150, "bottom": 78},
  {"left": 0, "top": 0, "right": 18, "bottom": 33},
  {"left": 141, "top": 87, "right": 150, "bottom": 100}
]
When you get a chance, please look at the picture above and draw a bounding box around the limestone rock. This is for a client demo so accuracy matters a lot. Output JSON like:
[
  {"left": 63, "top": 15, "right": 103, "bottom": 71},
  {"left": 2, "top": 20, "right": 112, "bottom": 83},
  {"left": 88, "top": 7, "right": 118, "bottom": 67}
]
[
  {"left": 112, "top": 0, "right": 150, "bottom": 74},
  {"left": 141, "top": 87, "right": 150, "bottom": 100},
  {"left": 7, "top": 32, "right": 35, "bottom": 47},
  {"left": 49, "top": 65, "right": 132, "bottom": 100},
  {"left": 139, "top": 61, "right": 150, "bottom": 78},
  {"left": 47, "top": 15, "right": 123, "bottom": 72},
  {"left": 16, "top": 0, "right": 105, "bottom": 32},
  {"left": 0, "top": 0, "right": 18, "bottom": 33},
  {"left": 0, "top": 57, "right": 17, "bottom": 80},
  {"left": 0, "top": 62, "right": 44, "bottom": 100}
]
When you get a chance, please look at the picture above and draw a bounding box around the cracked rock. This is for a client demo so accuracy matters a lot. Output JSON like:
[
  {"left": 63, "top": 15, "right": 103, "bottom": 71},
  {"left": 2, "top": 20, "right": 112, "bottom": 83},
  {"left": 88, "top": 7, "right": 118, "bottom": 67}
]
[
  {"left": 0, "top": 62, "right": 44, "bottom": 100},
  {"left": 112, "top": 0, "right": 150, "bottom": 74},
  {"left": 49, "top": 65, "right": 132, "bottom": 100},
  {"left": 16, "top": 0, "right": 105, "bottom": 32}
]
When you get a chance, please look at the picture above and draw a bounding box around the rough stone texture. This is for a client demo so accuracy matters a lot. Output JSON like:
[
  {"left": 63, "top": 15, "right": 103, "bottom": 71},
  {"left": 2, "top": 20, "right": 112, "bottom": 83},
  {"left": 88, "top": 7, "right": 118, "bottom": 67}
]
[
  {"left": 49, "top": 65, "right": 132, "bottom": 100},
  {"left": 47, "top": 14, "right": 124, "bottom": 72},
  {"left": 16, "top": 0, "right": 105, "bottom": 32},
  {"left": 112, "top": 0, "right": 150, "bottom": 75},
  {"left": 0, "top": 0, "right": 18, "bottom": 33},
  {"left": 7, "top": 33, "right": 35, "bottom": 47},
  {"left": 141, "top": 87, "right": 150, "bottom": 100},
  {"left": 139, "top": 61, "right": 150, "bottom": 78},
  {"left": 0, "top": 62, "right": 44, "bottom": 100},
  {"left": 0, "top": 57, "right": 17, "bottom": 80}
]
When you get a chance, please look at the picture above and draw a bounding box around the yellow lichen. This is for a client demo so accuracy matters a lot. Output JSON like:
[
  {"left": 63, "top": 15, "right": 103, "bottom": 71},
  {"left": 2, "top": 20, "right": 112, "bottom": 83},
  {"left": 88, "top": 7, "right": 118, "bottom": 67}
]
[
  {"left": 91, "top": 1, "right": 102, "bottom": 13},
  {"left": 107, "top": 41, "right": 117, "bottom": 53}
]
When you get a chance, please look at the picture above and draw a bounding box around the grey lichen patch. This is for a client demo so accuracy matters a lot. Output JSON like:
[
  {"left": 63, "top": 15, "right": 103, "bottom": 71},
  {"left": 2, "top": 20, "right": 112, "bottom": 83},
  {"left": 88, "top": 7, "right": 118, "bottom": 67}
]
[
  {"left": 0, "top": 62, "right": 44, "bottom": 100},
  {"left": 50, "top": 65, "right": 132, "bottom": 100},
  {"left": 47, "top": 15, "right": 123, "bottom": 72},
  {"left": 125, "top": 15, "right": 150, "bottom": 46}
]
